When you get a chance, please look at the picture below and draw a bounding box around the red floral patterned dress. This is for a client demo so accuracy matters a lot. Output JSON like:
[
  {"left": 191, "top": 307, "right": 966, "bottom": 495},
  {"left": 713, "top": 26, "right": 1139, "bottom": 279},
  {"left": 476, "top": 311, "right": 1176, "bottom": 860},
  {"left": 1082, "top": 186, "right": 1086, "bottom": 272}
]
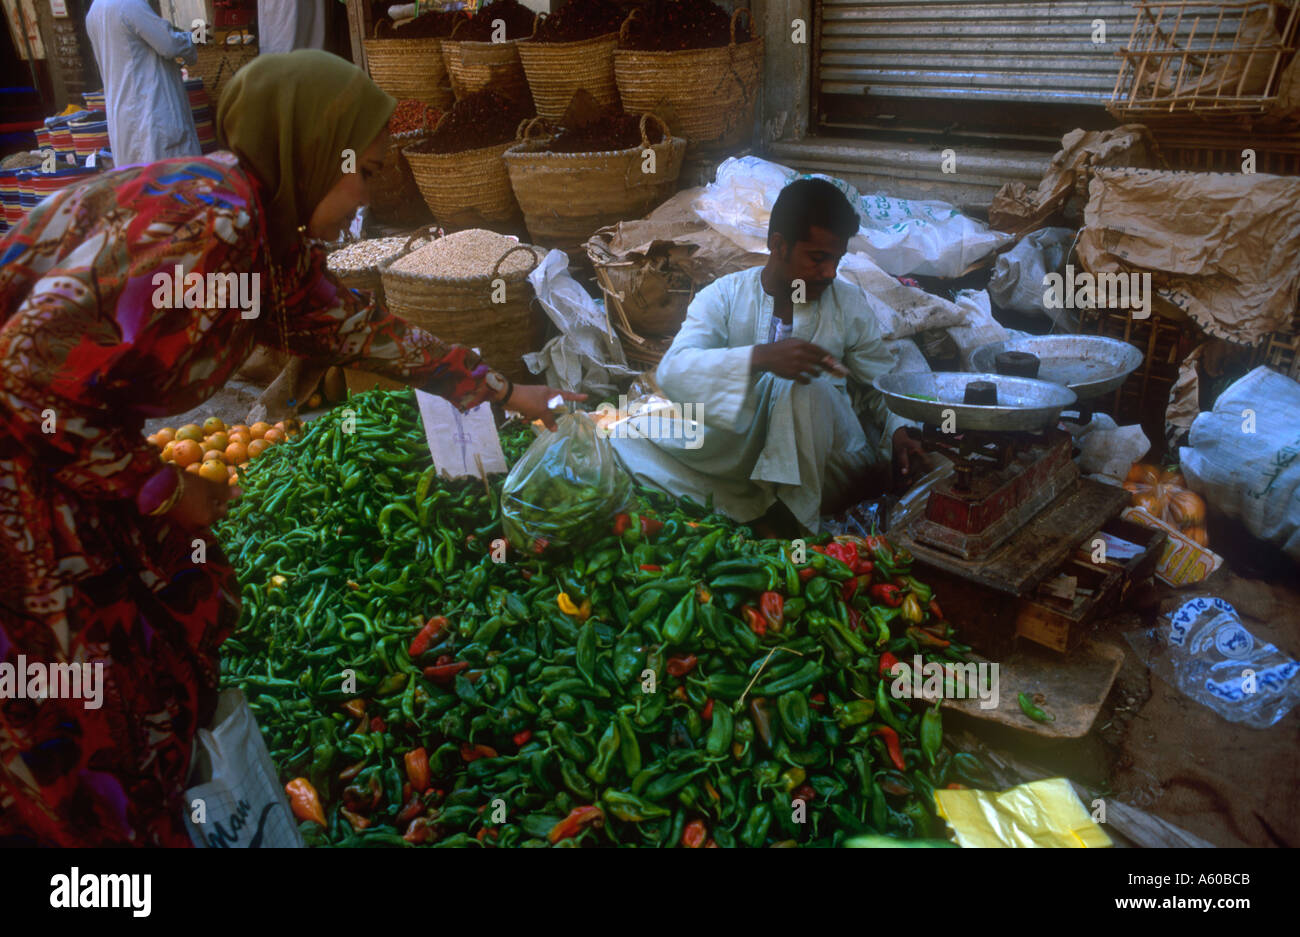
[{"left": 0, "top": 153, "right": 502, "bottom": 846}]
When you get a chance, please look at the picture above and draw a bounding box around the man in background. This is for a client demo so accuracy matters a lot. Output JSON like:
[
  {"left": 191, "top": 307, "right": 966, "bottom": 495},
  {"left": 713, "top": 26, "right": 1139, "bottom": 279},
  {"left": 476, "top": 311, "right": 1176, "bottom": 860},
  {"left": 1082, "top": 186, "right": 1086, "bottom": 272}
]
[
  {"left": 612, "top": 179, "right": 923, "bottom": 536},
  {"left": 86, "top": 0, "right": 200, "bottom": 166},
  {"left": 257, "top": 0, "right": 328, "bottom": 54}
]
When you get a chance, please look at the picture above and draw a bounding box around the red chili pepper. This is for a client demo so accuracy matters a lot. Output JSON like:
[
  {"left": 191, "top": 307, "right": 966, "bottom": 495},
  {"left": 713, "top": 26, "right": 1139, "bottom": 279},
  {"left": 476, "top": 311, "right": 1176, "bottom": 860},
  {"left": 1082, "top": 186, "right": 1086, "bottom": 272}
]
[
  {"left": 798, "top": 566, "right": 818, "bottom": 583},
  {"left": 870, "top": 583, "right": 903, "bottom": 607},
  {"left": 667, "top": 654, "right": 698, "bottom": 677},
  {"left": 760, "top": 591, "right": 785, "bottom": 632},
  {"left": 810, "top": 544, "right": 825, "bottom": 554},
  {"left": 466, "top": 669, "right": 485, "bottom": 683},
  {"left": 928, "top": 598, "right": 944, "bottom": 620},
  {"left": 549, "top": 805, "right": 604, "bottom": 843},
  {"left": 640, "top": 516, "right": 664, "bottom": 539},
  {"left": 612, "top": 513, "right": 632, "bottom": 536},
  {"left": 404, "top": 747, "right": 430, "bottom": 793},
  {"left": 397, "top": 792, "right": 426, "bottom": 824},
  {"left": 638, "top": 564, "right": 662, "bottom": 572},
  {"left": 513, "top": 729, "right": 533, "bottom": 747},
  {"left": 681, "top": 819, "right": 708, "bottom": 848},
  {"left": 879, "top": 651, "right": 900, "bottom": 677},
  {"left": 908, "top": 626, "right": 950, "bottom": 648},
  {"left": 841, "top": 579, "right": 858, "bottom": 601},
  {"left": 403, "top": 816, "right": 435, "bottom": 844},
  {"left": 702, "top": 699, "right": 714, "bottom": 721},
  {"left": 671, "top": 685, "right": 688, "bottom": 701},
  {"left": 872, "top": 726, "right": 907, "bottom": 772},
  {"left": 423, "top": 661, "right": 470, "bottom": 684},
  {"left": 408, "top": 615, "right": 448, "bottom": 658},
  {"left": 741, "top": 605, "right": 766, "bottom": 637},
  {"left": 340, "top": 806, "right": 370, "bottom": 832},
  {"left": 459, "top": 743, "right": 498, "bottom": 762},
  {"left": 847, "top": 606, "right": 864, "bottom": 631},
  {"left": 792, "top": 784, "right": 817, "bottom": 805},
  {"left": 854, "top": 557, "right": 875, "bottom": 576},
  {"left": 946, "top": 783, "right": 967, "bottom": 790},
  {"left": 704, "top": 838, "right": 719, "bottom": 848},
  {"left": 809, "top": 692, "right": 826, "bottom": 710},
  {"left": 338, "top": 760, "right": 366, "bottom": 782},
  {"left": 825, "top": 542, "right": 858, "bottom": 569},
  {"left": 369, "top": 716, "right": 386, "bottom": 733}
]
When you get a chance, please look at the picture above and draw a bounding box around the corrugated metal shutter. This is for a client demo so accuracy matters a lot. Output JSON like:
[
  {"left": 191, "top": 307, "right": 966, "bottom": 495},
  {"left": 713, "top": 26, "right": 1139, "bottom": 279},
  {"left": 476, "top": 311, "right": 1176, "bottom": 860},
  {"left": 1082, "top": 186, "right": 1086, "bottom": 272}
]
[{"left": 819, "top": 0, "right": 1140, "bottom": 106}]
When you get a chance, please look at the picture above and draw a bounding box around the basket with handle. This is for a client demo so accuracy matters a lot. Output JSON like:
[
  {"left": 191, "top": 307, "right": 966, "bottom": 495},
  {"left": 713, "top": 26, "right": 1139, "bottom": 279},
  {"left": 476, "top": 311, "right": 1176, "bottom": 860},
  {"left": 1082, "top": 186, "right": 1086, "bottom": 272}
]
[
  {"left": 502, "top": 113, "right": 685, "bottom": 248},
  {"left": 368, "top": 117, "right": 438, "bottom": 228},
  {"left": 338, "top": 226, "right": 444, "bottom": 394},
  {"left": 379, "top": 238, "right": 548, "bottom": 383},
  {"left": 613, "top": 9, "right": 764, "bottom": 154},
  {"left": 516, "top": 25, "right": 620, "bottom": 121},
  {"left": 401, "top": 112, "right": 522, "bottom": 228},
  {"left": 363, "top": 19, "right": 455, "bottom": 109},
  {"left": 441, "top": 16, "right": 536, "bottom": 108},
  {"left": 190, "top": 28, "right": 258, "bottom": 111}
]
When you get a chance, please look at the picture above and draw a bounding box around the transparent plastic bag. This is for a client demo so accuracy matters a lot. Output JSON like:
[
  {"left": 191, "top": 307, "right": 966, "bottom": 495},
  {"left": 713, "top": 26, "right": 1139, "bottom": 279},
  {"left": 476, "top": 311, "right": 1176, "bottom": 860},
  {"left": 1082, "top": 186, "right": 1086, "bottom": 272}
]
[
  {"left": 1125, "top": 595, "right": 1300, "bottom": 728},
  {"left": 500, "top": 411, "right": 632, "bottom": 555}
]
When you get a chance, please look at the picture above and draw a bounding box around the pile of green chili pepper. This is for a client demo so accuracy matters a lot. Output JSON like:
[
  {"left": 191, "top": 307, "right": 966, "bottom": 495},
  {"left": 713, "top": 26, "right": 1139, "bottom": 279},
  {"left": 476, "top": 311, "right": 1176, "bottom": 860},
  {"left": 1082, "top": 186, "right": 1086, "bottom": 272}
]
[{"left": 215, "top": 389, "right": 993, "bottom": 847}]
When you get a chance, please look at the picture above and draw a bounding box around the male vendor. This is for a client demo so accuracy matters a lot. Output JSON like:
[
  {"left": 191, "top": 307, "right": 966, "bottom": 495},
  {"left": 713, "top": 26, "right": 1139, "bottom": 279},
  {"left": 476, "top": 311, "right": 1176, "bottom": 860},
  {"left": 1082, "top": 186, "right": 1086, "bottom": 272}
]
[{"left": 611, "top": 178, "right": 922, "bottom": 536}]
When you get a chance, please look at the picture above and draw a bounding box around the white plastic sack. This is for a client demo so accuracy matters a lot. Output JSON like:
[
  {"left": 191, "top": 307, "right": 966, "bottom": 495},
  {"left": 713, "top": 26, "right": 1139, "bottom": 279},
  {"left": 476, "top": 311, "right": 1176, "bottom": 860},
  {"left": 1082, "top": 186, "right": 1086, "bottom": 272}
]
[
  {"left": 987, "top": 227, "right": 1075, "bottom": 317},
  {"left": 524, "top": 249, "right": 639, "bottom": 397},
  {"left": 1065, "top": 412, "right": 1151, "bottom": 480},
  {"left": 837, "top": 252, "right": 966, "bottom": 340},
  {"left": 1180, "top": 366, "right": 1300, "bottom": 560},
  {"left": 947, "top": 290, "right": 1011, "bottom": 369},
  {"left": 884, "top": 338, "right": 930, "bottom": 375},
  {"left": 692, "top": 156, "right": 1012, "bottom": 278},
  {"left": 183, "top": 689, "right": 305, "bottom": 848}
]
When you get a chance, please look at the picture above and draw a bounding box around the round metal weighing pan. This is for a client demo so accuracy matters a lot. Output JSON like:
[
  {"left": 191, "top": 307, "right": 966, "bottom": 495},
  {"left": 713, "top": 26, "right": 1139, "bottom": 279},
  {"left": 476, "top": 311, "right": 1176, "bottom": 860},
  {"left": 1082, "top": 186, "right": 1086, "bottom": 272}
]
[
  {"left": 970, "top": 335, "right": 1143, "bottom": 400},
  {"left": 873, "top": 372, "right": 1078, "bottom": 433}
]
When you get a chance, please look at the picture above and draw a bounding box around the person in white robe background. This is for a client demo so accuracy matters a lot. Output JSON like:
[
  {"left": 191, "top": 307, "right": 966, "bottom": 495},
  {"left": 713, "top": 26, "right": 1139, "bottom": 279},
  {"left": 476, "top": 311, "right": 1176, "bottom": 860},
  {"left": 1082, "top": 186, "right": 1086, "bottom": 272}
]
[
  {"left": 611, "top": 179, "right": 925, "bottom": 536},
  {"left": 86, "top": 0, "right": 200, "bottom": 166},
  {"left": 257, "top": 0, "right": 327, "bottom": 54}
]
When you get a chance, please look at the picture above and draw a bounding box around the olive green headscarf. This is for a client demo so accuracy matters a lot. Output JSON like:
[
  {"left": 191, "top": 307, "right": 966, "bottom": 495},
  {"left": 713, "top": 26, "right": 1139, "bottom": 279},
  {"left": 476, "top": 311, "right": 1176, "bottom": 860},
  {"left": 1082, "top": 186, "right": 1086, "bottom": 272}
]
[{"left": 217, "top": 50, "right": 396, "bottom": 259}]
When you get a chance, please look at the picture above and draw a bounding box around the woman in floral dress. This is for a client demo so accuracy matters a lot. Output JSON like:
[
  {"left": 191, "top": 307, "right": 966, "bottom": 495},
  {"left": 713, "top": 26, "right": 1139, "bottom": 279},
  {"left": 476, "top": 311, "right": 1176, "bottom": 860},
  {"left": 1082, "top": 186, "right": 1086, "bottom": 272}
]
[{"left": 0, "top": 50, "right": 573, "bottom": 846}]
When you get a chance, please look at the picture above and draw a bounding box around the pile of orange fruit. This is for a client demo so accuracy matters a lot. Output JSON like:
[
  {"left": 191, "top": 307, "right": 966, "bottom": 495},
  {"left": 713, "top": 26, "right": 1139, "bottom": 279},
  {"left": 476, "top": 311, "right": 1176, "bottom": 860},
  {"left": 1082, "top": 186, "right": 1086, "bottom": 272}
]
[{"left": 146, "top": 416, "right": 301, "bottom": 489}]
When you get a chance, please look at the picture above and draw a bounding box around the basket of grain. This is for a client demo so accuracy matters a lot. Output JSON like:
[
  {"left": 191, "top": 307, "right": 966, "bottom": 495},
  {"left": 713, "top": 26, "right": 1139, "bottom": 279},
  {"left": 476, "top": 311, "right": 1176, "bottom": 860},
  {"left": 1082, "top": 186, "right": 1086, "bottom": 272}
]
[
  {"left": 379, "top": 229, "right": 547, "bottom": 383},
  {"left": 440, "top": 2, "right": 536, "bottom": 108},
  {"left": 402, "top": 93, "right": 528, "bottom": 229},
  {"left": 502, "top": 113, "right": 684, "bottom": 248},
  {"left": 517, "top": 31, "right": 620, "bottom": 122},
  {"left": 329, "top": 231, "right": 438, "bottom": 393},
  {"left": 614, "top": 8, "right": 763, "bottom": 155},
  {"left": 363, "top": 17, "right": 455, "bottom": 109}
]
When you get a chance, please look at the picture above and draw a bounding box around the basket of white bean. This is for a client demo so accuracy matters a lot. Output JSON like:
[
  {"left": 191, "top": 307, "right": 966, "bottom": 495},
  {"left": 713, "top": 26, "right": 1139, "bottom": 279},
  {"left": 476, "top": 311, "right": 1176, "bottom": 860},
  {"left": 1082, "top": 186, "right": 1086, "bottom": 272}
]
[{"left": 379, "top": 228, "right": 548, "bottom": 383}]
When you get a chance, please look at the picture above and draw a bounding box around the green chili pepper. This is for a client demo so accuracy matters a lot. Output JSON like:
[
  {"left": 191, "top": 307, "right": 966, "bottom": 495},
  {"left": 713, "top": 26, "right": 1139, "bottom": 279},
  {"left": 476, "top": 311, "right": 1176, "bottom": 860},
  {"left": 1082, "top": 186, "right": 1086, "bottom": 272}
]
[
  {"left": 705, "top": 700, "right": 735, "bottom": 757},
  {"left": 921, "top": 704, "right": 943, "bottom": 763},
  {"left": 1018, "top": 692, "right": 1055, "bottom": 723},
  {"left": 602, "top": 789, "right": 671, "bottom": 822},
  {"left": 585, "top": 719, "right": 621, "bottom": 784}
]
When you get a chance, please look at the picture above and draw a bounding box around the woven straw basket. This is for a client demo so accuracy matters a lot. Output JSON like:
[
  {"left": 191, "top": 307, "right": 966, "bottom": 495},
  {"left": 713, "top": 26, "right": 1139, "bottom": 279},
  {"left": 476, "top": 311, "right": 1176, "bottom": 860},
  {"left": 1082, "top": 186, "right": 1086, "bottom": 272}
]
[
  {"left": 517, "top": 30, "right": 619, "bottom": 122},
  {"left": 441, "top": 18, "right": 535, "bottom": 107},
  {"left": 614, "top": 9, "right": 763, "bottom": 153},
  {"left": 380, "top": 237, "right": 547, "bottom": 383},
  {"left": 191, "top": 30, "right": 257, "bottom": 111},
  {"left": 403, "top": 115, "right": 522, "bottom": 228},
  {"left": 368, "top": 127, "right": 436, "bottom": 228},
  {"left": 587, "top": 237, "right": 695, "bottom": 338},
  {"left": 502, "top": 114, "right": 685, "bottom": 248},
  {"left": 363, "top": 20, "right": 454, "bottom": 109}
]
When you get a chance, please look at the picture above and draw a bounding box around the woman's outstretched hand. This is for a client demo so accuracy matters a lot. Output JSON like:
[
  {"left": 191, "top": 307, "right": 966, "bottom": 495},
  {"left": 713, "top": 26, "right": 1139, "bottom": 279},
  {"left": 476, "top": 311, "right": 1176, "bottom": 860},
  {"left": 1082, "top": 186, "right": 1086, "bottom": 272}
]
[{"left": 506, "top": 385, "right": 588, "bottom": 431}]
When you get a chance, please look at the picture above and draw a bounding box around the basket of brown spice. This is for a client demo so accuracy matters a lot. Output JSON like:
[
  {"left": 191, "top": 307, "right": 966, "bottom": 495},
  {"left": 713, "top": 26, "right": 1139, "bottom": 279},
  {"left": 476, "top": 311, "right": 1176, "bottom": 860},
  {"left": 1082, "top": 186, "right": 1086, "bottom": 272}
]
[
  {"left": 614, "top": 3, "right": 763, "bottom": 155},
  {"left": 441, "top": 0, "right": 537, "bottom": 109},
  {"left": 502, "top": 108, "right": 684, "bottom": 248},
  {"left": 402, "top": 91, "right": 530, "bottom": 229},
  {"left": 367, "top": 101, "right": 442, "bottom": 229},
  {"left": 379, "top": 229, "right": 548, "bottom": 383},
  {"left": 517, "top": 0, "right": 624, "bottom": 121},
  {"left": 363, "top": 16, "right": 456, "bottom": 109}
]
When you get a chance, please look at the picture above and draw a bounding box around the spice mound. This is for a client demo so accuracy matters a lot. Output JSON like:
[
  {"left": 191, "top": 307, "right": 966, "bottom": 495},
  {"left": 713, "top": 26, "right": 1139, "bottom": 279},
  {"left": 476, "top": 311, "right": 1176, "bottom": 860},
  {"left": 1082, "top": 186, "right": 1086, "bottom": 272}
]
[
  {"left": 454, "top": 0, "right": 537, "bottom": 41},
  {"left": 327, "top": 236, "right": 410, "bottom": 274},
  {"left": 532, "top": 0, "right": 622, "bottom": 42},
  {"left": 389, "top": 229, "right": 538, "bottom": 279},
  {"left": 388, "top": 100, "right": 442, "bottom": 136},
  {"left": 388, "top": 10, "right": 459, "bottom": 38},
  {"left": 408, "top": 91, "right": 530, "bottom": 155},
  {"left": 620, "top": 0, "right": 751, "bottom": 51},
  {"left": 542, "top": 113, "right": 666, "bottom": 153}
]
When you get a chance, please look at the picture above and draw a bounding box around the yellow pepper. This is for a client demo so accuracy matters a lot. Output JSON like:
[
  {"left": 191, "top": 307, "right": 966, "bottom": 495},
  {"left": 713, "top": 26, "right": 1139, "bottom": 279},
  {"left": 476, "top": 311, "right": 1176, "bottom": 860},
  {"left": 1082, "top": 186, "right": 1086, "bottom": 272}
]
[
  {"left": 558, "top": 593, "right": 592, "bottom": 622},
  {"left": 901, "top": 593, "right": 924, "bottom": 624},
  {"left": 781, "top": 766, "right": 806, "bottom": 792}
]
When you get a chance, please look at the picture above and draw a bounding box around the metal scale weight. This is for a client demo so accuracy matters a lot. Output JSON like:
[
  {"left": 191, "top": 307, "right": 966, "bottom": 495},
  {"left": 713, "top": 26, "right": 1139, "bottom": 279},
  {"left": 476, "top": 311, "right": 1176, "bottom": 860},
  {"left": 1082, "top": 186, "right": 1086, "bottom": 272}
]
[{"left": 870, "top": 337, "right": 1165, "bottom": 735}]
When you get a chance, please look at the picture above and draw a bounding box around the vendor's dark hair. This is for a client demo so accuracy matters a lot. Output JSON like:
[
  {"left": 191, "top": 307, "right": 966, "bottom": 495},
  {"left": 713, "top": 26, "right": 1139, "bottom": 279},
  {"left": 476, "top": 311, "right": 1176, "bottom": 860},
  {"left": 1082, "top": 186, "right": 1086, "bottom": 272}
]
[{"left": 768, "top": 178, "right": 859, "bottom": 246}]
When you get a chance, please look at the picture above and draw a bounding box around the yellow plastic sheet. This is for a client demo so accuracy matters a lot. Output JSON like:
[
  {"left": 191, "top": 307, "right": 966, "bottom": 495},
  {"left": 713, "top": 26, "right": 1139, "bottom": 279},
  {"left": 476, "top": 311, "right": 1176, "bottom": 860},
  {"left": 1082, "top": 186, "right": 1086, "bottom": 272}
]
[{"left": 934, "top": 778, "right": 1112, "bottom": 848}]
